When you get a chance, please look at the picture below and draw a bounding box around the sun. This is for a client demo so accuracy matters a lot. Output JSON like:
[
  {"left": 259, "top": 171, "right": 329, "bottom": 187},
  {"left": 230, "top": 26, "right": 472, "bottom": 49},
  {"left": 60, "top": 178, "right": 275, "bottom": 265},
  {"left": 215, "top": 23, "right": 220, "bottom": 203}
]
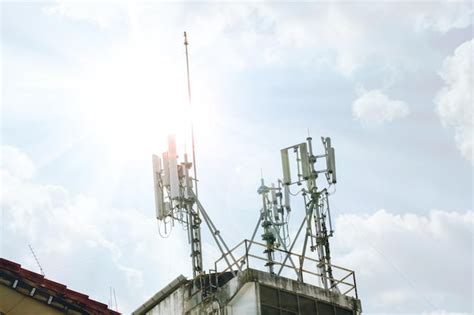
[{"left": 76, "top": 41, "right": 215, "bottom": 161}]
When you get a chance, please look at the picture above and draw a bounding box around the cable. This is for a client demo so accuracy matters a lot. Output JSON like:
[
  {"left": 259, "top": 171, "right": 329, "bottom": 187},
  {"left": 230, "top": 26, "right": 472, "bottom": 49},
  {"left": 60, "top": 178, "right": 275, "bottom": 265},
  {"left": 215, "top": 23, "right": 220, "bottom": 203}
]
[
  {"left": 289, "top": 187, "right": 304, "bottom": 196},
  {"left": 284, "top": 212, "right": 291, "bottom": 247},
  {"left": 327, "top": 184, "right": 336, "bottom": 195},
  {"left": 157, "top": 218, "right": 172, "bottom": 238}
]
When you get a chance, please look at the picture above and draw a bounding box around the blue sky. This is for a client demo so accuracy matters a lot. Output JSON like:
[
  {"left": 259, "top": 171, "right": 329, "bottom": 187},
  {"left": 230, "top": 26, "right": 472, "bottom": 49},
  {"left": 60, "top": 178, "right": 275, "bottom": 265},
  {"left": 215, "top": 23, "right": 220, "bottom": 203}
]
[{"left": 1, "top": 1, "right": 473, "bottom": 314}]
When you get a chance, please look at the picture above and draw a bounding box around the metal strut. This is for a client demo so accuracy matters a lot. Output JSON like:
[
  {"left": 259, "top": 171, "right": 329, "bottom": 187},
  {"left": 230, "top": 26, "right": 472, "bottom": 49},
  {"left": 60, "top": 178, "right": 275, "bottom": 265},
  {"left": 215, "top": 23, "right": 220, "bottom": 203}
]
[
  {"left": 260, "top": 190, "right": 276, "bottom": 274},
  {"left": 190, "top": 191, "right": 242, "bottom": 276}
]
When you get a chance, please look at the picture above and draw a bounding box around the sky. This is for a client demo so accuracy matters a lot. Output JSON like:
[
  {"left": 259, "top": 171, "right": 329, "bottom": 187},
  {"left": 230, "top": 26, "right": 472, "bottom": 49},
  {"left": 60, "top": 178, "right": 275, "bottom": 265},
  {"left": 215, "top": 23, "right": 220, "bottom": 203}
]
[{"left": 0, "top": 1, "right": 473, "bottom": 314}]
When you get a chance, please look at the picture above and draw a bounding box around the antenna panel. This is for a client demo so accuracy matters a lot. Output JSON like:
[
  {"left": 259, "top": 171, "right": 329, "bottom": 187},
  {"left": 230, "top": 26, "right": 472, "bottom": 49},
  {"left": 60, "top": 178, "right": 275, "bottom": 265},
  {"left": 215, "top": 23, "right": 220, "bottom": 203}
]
[
  {"left": 164, "top": 201, "right": 171, "bottom": 212},
  {"left": 299, "top": 143, "right": 311, "bottom": 179},
  {"left": 329, "top": 147, "right": 337, "bottom": 183},
  {"left": 283, "top": 185, "right": 291, "bottom": 211},
  {"left": 183, "top": 154, "right": 193, "bottom": 198},
  {"left": 168, "top": 135, "right": 180, "bottom": 199},
  {"left": 162, "top": 152, "right": 170, "bottom": 186},
  {"left": 324, "top": 137, "right": 332, "bottom": 172},
  {"left": 281, "top": 149, "right": 291, "bottom": 185},
  {"left": 325, "top": 137, "right": 332, "bottom": 148},
  {"left": 152, "top": 155, "right": 166, "bottom": 220},
  {"left": 271, "top": 183, "right": 277, "bottom": 204},
  {"left": 271, "top": 183, "right": 279, "bottom": 220}
]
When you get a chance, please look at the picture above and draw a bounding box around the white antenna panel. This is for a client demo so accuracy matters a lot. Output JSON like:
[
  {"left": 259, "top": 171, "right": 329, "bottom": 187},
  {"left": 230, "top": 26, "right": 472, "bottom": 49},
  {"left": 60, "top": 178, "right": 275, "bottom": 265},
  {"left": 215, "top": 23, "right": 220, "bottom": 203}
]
[
  {"left": 284, "top": 185, "right": 291, "bottom": 211},
  {"left": 329, "top": 147, "right": 337, "bottom": 184},
  {"left": 271, "top": 183, "right": 278, "bottom": 219},
  {"left": 164, "top": 201, "right": 171, "bottom": 216},
  {"left": 325, "top": 137, "right": 332, "bottom": 148},
  {"left": 183, "top": 154, "right": 193, "bottom": 198},
  {"left": 168, "top": 135, "right": 180, "bottom": 199},
  {"left": 162, "top": 152, "right": 170, "bottom": 186},
  {"left": 299, "top": 143, "right": 311, "bottom": 179},
  {"left": 271, "top": 183, "right": 277, "bottom": 204},
  {"left": 281, "top": 149, "right": 291, "bottom": 185},
  {"left": 324, "top": 137, "right": 332, "bottom": 172},
  {"left": 152, "top": 154, "right": 166, "bottom": 220}
]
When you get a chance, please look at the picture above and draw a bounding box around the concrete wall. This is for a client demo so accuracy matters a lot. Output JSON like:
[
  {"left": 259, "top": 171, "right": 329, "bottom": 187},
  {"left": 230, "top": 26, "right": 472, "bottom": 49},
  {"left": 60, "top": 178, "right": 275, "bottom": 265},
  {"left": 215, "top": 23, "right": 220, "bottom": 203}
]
[
  {"left": 145, "top": 286, "right": 185, "bottom": 315},
  {"left": 226, "top": 282, "right": 259, "bottom": 315},
  {"left": 142, "top": 269, "right": 360, "bottom": 315}
]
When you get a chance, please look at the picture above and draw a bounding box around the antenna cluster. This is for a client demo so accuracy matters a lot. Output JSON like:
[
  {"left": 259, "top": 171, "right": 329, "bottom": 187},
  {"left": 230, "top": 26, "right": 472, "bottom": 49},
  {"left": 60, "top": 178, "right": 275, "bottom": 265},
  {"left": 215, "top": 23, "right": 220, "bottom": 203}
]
[
  {"left": 253, "top": 178, "right": 292, "bottom": 274},
  {"left": 153, "top": 135, "right": 194, "bottom": 221},
  {"left": 152, "top": 135, "right": 241, "bottom": 280},
  {"left": 280, "top": 136, "right": 336, "bottom": 186},
  {"left": 248, "top": 136, "right": 339, "bottom": 291},
  {"left": 152, "top": 135, "right": 203, "bottom": 277}
]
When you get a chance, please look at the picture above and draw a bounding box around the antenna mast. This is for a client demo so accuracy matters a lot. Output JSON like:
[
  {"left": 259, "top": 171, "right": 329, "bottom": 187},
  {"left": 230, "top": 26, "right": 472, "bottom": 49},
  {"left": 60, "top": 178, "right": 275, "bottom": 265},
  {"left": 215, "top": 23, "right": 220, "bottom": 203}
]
[
  {"left": 247, "top": 136, "right": 338, "bottom": 291},
  {"left": 151, "top": 33, "right": 241, "bottom": 286},
  {"left": 184, "top": 32, "right": 198, "bottom": 197}
]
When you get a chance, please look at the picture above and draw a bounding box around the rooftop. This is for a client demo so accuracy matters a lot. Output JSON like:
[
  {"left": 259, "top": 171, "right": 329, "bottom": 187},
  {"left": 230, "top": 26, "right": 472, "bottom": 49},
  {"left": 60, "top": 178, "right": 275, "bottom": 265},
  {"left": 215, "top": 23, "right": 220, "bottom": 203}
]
[{"left": 0, "top": 257, "right": 120, "bottom": 315}]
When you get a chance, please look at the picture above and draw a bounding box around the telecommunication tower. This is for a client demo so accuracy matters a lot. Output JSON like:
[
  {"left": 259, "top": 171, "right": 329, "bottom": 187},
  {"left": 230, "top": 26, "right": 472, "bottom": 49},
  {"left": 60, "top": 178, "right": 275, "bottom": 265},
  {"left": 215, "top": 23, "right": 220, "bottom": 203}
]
[{"left": 142, "top": 32, "right": 361, "bottom": 315}]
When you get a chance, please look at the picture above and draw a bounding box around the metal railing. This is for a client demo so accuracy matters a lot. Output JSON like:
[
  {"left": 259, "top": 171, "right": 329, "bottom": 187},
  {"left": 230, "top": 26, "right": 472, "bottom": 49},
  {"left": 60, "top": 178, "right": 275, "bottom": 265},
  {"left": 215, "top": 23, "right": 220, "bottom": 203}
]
[{"left": 208, "top": 239, "right": 358, "bottom": 299}]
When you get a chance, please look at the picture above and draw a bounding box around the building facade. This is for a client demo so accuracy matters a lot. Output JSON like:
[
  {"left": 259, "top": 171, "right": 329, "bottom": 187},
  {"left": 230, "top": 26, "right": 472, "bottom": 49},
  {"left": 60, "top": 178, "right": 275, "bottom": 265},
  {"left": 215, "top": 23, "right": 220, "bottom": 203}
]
[
  {"left": 0, "top": 258, "right": 120, "bottom": 315},
  {"left": 133, "top": 269, "right": 361, "bottom": 315}
]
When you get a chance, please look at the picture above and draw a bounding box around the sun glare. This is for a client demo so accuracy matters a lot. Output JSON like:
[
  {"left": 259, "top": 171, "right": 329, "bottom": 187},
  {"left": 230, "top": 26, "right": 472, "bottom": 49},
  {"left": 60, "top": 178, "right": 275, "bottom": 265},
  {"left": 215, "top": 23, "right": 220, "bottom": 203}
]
[{"left": 77, "top": 42, "right": 215, "bottom": 161}]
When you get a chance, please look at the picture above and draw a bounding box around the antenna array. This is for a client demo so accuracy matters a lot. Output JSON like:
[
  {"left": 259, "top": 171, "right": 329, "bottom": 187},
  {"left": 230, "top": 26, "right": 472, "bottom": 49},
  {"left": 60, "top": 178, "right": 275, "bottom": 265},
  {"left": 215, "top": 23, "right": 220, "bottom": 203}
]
[
  {"left": 248, "top": 136, "right": 338, "bottom": 291},
  {"left": 152, "top": 135, "right": 241, "bottom": 279},
  {"left": 251, "top": 178, "right": 292, "bottom": 275}
]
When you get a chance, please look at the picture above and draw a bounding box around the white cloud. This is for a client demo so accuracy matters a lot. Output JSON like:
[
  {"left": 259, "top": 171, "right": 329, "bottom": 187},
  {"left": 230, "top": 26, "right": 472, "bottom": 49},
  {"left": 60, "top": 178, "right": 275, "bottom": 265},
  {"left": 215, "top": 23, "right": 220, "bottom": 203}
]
[
  {"left": 42, "top": 0, "right": 127, "bottom": 29},
  {"left": 435, "top": 39, "right": 473, "bottom": 163},
  {"left": 352, "top": 89, "right": 410, "bottom": 125},
  {"left": 38, "top": 1, "right": 470, "bottom": 79},
  {"left": 415, "top": 1, "right": 473, "bottom": 33},
  {"left": 0, "top": 145, "right": 35, "bottom": 179},
  {"left": 37, "top": 1, "right": 473, "bottom": 83},
  {"left": 333, "top": 209, "right": 473, "bottom": 313}
]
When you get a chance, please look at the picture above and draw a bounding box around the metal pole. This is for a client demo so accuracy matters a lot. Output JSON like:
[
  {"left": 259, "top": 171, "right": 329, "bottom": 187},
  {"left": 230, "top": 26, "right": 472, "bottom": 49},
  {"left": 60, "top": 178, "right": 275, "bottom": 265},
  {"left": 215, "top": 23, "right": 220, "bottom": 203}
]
[
  {"left": 247, "top": 213, "right": 263, "bottom": 255},
  {"left": 184, "top": 155, "right": 203, "bottom": 278},
  {"left": 261, "top": 193, "right": 275, "bottom": 274},
  {"left": 277, "top": 216, "right": 307, "bottom": 276},
  {"left": 300, "top": 200, "right": 316, "bottom": 283},
  {"left": 184, "top": 32, "right": 198, "bottom": 197},
  {"left": 268, "top": 216, "right": 301, "bottom": 280}
]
